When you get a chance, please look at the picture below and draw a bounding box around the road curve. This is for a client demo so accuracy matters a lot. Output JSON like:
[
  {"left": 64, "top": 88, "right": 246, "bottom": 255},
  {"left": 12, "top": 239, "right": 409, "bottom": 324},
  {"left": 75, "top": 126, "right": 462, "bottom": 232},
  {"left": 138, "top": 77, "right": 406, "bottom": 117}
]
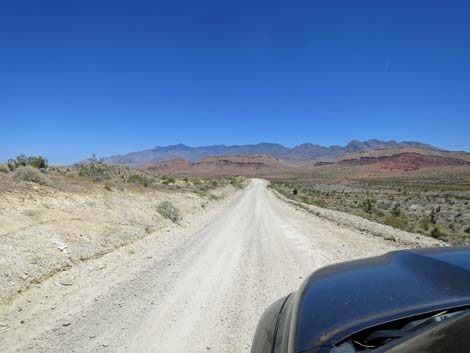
[{"left": 1, "top": 179, "right": 403, "bottom": 353}]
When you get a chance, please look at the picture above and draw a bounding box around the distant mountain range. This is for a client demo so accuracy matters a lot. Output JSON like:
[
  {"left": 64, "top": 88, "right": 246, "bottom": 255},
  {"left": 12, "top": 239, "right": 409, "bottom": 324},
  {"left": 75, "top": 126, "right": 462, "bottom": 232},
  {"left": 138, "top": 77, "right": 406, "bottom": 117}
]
[{"left": 100, "top": 140, "right": 439, "bottom": 166}]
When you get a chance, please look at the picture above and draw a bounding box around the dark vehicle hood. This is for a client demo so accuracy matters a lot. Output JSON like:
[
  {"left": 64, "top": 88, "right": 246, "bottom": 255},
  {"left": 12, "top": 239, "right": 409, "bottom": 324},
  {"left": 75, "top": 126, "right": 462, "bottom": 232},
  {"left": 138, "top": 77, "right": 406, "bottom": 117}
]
[{"left": 295, "top": 247, "right": 470, "bottom": 352}]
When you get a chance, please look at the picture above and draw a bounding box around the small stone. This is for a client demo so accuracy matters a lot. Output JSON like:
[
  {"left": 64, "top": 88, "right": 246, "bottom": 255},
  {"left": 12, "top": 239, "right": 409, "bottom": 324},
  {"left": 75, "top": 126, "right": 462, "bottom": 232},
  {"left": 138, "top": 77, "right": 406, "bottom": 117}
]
[
  {"left": 62, "top": 322, "right": 71, "bottom": 327},
  {"left": 102, "top": 343, "right": 109, "bottom": 347},
  {"left": 17, "top": 272, "right": 28, "bottom": 281}
]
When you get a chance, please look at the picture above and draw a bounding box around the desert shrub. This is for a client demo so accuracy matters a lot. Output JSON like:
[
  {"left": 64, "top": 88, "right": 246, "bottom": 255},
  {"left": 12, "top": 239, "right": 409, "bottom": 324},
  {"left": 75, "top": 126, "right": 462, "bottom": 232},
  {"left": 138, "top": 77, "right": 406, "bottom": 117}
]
[
  {"left": 384, "top": 215, "right": 411, "bottom": 232},
  {"left": 430, "top": 227, "right": 449, "bottom": 240},
  {"left": 13, "top": 166, "right": 49, "bottom": 185},
  {"left": 0, "top": 164, "right": 10, "bottom": 173},
  {"left": 419, "top": 216, "right": 431, "bottom": 231},
  {"left": 8, "top": 155, "right": 48, "bottom": 170},
  {"left": 465, "top": 227, "right": 470, "bottom": 234},
  {"left": 230, "top": 176, "right": 245, "bottom": 189},
  {"left": 157, "top": 201, "right": 181, "bottom": 224},
  {"left": 361, "top": 198, "right": 375, "bottom": 214},
  {"left": 313, "top": 199, "right": 327, "bottom": 208},
  {"left": 77, "top": 155, "right": 110, "bottom": 181},
  {"left": 293, "top": 188, "right": 298, "bottom": 195},
  {"left": 392, "top": 203, "right": 401, "bottom": 217},
  {"left": 128, "top": 174, "right": 150, "bottom": 187}
]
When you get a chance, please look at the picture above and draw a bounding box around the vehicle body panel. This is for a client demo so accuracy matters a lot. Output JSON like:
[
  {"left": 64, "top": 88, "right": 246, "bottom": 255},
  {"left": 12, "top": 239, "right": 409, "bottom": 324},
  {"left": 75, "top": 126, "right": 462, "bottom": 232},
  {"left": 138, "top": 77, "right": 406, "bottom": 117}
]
[{"left": 251, "top": 247, "right": 470, "bottom": 353}]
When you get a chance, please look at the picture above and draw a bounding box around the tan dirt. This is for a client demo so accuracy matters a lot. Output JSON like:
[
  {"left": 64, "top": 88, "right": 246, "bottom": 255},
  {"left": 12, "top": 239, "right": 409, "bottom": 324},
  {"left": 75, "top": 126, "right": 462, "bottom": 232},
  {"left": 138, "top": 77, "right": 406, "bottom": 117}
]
[{"left": 0, "top": 179, "right": 443, "bottom": 353}]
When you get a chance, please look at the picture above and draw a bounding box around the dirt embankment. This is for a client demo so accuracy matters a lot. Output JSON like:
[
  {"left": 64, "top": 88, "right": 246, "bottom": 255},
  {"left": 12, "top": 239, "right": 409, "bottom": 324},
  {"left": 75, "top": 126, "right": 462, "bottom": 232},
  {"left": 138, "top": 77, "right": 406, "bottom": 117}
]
[{"left": 0, "top": 176, "right": 237, "bottom": 304}]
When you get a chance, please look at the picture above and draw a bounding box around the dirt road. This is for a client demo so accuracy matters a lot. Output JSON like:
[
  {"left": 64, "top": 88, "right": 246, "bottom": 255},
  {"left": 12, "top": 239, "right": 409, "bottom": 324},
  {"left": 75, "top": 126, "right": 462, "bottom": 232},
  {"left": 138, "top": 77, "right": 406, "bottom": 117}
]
[{"left": 0, "top": 179, "right": 437, "bottom": 353}]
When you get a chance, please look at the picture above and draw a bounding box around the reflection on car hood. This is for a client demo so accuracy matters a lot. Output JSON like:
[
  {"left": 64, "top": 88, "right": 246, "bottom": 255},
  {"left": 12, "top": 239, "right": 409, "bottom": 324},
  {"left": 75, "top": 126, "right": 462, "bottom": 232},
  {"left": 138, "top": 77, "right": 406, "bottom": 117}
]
[{"left": 295, "top": 247, "right": 470, "bottom": 352}]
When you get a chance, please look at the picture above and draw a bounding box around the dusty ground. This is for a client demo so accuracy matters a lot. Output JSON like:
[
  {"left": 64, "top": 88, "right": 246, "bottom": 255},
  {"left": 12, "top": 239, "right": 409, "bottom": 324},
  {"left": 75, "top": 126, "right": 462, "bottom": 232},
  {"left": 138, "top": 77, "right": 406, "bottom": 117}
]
[{"left": 0, "top": 179, "right": 443, "bottom": 353}]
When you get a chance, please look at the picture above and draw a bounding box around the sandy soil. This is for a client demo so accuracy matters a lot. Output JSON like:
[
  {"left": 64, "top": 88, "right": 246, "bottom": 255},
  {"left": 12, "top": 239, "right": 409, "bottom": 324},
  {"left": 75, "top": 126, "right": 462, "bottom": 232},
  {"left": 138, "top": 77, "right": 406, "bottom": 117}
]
[{"left": 0, "top": 179, "right": 443, "bottom": 353}]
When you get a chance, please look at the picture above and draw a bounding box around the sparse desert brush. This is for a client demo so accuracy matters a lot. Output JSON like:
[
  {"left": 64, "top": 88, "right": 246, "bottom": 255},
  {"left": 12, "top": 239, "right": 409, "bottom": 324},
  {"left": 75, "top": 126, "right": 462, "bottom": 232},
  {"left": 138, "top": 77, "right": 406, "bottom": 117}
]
[
  {"left": 0, "top": 164, "right": 10, "bottom": 173},
  {"left": 13, "top": 166, "right": 50, "bottom": 185},
  {"left": 270, "top": 169, "right": 470, "bottom": 245},
  {"left": 127, "top": 174, "right": 150, "bottom": 187},
  {"left": 157, "top": 201, "right": 181, "bottom": 224}
]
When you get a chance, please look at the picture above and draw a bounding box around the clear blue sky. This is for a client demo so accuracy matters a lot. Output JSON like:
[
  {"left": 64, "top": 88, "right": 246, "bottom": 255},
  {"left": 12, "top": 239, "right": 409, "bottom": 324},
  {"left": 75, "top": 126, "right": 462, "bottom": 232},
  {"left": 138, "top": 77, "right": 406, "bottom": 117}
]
[{"left": 1, "top": 0, "right": 469, "bottom": 164}]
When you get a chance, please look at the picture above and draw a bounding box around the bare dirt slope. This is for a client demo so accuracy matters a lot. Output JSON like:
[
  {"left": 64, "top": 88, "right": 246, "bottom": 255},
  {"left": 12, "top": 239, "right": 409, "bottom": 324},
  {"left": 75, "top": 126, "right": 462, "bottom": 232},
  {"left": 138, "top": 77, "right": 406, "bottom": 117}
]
[{"left": 0, "top": 179, "right": 441, "bottom": 353}]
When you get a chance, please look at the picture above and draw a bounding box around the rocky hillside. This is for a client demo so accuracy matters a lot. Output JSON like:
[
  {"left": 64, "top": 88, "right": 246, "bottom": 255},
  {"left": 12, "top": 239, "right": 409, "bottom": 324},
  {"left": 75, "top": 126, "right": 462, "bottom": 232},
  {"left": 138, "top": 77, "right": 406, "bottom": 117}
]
[
  {"left": 148, "top": 154, "right": 286, "bottom": 176},
  {"left": 99, "top": 140, "right": 438, "bottom": 166},
  {"left": 337, "top": 152, "right": 469, "bottom": 171}
]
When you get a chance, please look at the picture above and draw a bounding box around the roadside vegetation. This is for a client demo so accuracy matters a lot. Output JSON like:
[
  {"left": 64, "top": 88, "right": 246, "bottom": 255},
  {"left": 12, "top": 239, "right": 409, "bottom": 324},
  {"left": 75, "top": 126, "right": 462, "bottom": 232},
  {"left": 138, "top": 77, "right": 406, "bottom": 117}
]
[
  {"left": 2, "top": 154, "right": 244, "bottom": 195},
  {"left": 270, "top": 166, "right": 470, "bottom": 245}
]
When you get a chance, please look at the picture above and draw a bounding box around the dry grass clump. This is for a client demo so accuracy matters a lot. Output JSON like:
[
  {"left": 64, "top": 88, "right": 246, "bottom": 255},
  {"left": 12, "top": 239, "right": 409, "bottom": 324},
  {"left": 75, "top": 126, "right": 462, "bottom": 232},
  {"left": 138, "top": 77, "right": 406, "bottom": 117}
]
[{"left": 13, "top": 166, "right": 50, "bottom": 185}]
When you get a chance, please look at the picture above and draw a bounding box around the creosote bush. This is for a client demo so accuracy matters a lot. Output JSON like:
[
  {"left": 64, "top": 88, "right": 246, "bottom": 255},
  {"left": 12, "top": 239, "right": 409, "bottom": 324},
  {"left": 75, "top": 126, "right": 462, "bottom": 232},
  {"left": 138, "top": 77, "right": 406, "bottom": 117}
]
[
  {"left": 157, "top": 201, "right": 181, "bottom": 224},
  {"left": 13, "top": 166, "right": 49, "bottom": 185}
]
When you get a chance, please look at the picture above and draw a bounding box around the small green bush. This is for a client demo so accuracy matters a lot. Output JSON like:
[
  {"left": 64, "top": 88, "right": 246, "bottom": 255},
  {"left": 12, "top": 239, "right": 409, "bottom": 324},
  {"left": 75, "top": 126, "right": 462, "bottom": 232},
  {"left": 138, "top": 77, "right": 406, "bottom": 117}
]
[
  {"left": 230, "top": 176, "right": 245, "bottom": 189},
  {"left": 128, "top": 174, "right": 150, "bottom": 187},
  {"left": 77, "top": 155, "right": 110, "bottom": 181},
  {"left": 361, "top": 198, "right": 375, "bottom": 214},
  {"left": 384, "top": 215, "right": 411, "bottom": 232},
  {"left": 419, "top": 216, "right": 431, "bottom": 231},
  {"left": 313, "top": 199, "right": 327, "bottom": 208},
  {"left": 13, "top": 166, "right": 49, "bottom": 185},
  {"left": 158, "top": 201, "right": 181, "bottom": 223},
  {"left": 430, "top": 227, "right": 449, "bottom": 240},
  {"left": 392, "top": 203, "right": 401, "bottom": 217}
]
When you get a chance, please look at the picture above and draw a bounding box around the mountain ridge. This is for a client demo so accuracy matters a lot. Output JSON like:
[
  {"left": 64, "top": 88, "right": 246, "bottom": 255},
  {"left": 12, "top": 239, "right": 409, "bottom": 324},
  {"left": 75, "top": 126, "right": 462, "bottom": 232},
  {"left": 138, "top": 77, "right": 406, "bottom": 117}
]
[{"left": 99, "top": 140, "right": 440, "bottom": 166}]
